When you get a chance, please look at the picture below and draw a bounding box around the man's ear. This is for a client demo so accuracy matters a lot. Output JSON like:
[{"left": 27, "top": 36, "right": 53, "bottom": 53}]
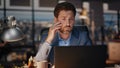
[{"left": 54, "top": 17, "right": 58, "bottom": 24}]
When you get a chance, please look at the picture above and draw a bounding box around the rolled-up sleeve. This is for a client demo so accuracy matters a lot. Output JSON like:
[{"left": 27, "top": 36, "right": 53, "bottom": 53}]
[{"left": 34, "top": 42, "right": 52, "bottom": 62}]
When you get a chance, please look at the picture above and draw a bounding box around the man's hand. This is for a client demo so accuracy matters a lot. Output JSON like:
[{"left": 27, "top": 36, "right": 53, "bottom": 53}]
[
  {"left": 52, "top": 65, "right": 55, "bottom": 68},
  {"left": 46, "top": 22, "right": 62, "bottom": 44}
]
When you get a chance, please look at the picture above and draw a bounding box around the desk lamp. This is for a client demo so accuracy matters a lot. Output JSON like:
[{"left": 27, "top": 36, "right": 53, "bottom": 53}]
[{"left": 1, "top": 16, "right": 24, "bottom": 42}]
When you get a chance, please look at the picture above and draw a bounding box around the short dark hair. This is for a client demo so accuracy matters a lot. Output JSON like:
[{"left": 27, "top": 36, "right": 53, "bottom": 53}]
[{"left": 54, "top": 2, "right": 76, "bottom": 18}]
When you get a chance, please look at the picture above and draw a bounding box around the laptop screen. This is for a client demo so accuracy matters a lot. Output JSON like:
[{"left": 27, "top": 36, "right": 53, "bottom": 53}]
[{"left": 54, "top": 46, "right": 107, "bottom": 68}]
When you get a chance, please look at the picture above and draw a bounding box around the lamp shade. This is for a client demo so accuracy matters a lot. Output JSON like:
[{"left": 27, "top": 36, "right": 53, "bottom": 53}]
[{"left": 1, "top": 27, "right": 24, "bottom": 42}]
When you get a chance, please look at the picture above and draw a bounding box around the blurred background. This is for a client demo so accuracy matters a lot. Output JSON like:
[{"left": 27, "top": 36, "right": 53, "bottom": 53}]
[{"left": 0, "top": 0, "right": 120, "bottom": 67}]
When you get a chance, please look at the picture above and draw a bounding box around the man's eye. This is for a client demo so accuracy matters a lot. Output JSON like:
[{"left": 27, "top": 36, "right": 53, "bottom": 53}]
[{"left": 69, "top": 19, "right": 74, "bottom": 20}]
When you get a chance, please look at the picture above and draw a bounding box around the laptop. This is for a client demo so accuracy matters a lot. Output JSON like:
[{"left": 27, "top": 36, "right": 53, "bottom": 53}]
[
  {"left": 54, "top": 46, "right": 107, "bottom": 68},
  {"left": 108, "top": 42, "right": 120, "bottom": 61}
]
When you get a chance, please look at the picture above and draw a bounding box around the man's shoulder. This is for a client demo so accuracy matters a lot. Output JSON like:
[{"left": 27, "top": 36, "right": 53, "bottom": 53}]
[
  {"left": 40, "top": 31, "right": 48, "bottom": 43},
  {"left": 72, "top": 25, "right": 89, "bottom": 35},
  {"left": 73, "top": 25, "right": 88, "bottom": 31}
]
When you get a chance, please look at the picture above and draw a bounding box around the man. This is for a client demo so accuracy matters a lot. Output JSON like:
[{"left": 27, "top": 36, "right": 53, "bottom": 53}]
[{"left": 35, "top": 2, "right": 92, "bottom": 65}]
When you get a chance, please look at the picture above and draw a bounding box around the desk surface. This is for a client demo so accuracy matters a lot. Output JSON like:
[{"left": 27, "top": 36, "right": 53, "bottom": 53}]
[
  {"left": 106, "top": 59, "right": 120, "bottom": 64},
  {"left": 105, "top": 67, "right": 114, "bottom": 68}
]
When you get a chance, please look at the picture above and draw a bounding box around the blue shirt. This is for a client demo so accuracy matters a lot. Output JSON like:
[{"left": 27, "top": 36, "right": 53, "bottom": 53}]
[{"left": 58, "top": 33, "right": 71, "bottom": 46}]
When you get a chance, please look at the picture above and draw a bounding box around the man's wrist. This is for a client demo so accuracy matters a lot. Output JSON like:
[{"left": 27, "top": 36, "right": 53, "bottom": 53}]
[
  {"left": 44, "top": 41, "right": 51, "bottom": 45},
  {"left": 45, "top": 39, "right": 52, "bottom": 44}
]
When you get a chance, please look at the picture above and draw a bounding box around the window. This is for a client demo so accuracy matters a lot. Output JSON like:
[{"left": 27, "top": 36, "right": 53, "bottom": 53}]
[
  {"left": 104, "top": 13, "right": 118, "bottom": 40},
  {"left": 39, "top": 0, "right": 57, "bottom": 7},
  {"left": 0, "top": 0, "right": 1, "bottom": 6},
  {"left": 10, "top": 0, "right": 30, "bottom": 6},
  {"left": 109, "top": 2, "right": 120, "bottom": 10},
  {"left": 66, "top": 0, "right": 82, "bottom": 8},
  {"left": 0, "top": 11, "right": 3, "bottom": 18}
]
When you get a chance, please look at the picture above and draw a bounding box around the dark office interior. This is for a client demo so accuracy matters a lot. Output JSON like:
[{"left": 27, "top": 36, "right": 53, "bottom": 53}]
[{"left": 0, "top": 0, "right": 120, "bottom": 68}]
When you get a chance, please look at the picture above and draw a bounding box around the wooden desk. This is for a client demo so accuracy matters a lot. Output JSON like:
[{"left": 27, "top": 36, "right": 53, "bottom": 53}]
[{"left": 106, "top": 59, "right": 120, "bottom": 64}]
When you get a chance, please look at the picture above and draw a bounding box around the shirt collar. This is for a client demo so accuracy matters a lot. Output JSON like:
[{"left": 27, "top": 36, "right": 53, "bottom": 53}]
[{"left": 58, "top": 32, "right": 71, "bottom": 42}]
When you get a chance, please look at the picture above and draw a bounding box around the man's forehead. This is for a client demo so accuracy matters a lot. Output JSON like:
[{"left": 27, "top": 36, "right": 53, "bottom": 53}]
[{"left": 58, "top": 11, "right": 74, "bottom": 17}]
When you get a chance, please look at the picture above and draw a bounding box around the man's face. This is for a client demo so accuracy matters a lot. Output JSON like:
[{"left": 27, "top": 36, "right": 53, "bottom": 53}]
[{"left": 55, "top": 10, "right": 75, "bottom": 34}]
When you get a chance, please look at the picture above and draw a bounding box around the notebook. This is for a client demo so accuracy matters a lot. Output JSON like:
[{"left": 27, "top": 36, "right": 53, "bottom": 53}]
[
  {"left": 54, "top": 46, "right": 107, "bottom": 68},
  {"left": 108, "top": 42, "right": 120, "bottom": 61}
]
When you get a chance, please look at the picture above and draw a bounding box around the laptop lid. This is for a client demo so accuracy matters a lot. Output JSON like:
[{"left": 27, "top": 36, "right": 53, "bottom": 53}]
[{"left": 54, "top": 46, "right": 107, "bottom": 68}]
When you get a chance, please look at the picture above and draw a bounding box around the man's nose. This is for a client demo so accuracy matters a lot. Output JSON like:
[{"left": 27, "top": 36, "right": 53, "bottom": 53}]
[{"left": 66, "top": 20, "right": 70, "bottom": 26}]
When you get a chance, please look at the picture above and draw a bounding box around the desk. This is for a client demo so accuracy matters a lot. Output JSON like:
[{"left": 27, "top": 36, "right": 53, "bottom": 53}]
[
  {"left": 106, "top": 60, "right": 120, "bottom": 64},
  {"left": 106, "top": 59, "right": 120, "bottom": 68},
  {"left": 105, "top": 67, "right": 114, "bottom": 68}
]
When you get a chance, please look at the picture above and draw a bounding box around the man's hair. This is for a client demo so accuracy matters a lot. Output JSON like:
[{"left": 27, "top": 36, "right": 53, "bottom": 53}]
[{"left": 54, "top": 2, "right": 76, "bottom": 18}]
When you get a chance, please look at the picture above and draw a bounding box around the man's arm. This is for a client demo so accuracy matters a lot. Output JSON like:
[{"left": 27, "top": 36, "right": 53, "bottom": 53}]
[
  {"left": 34, "top": 42, "right": 51, "bottom": 62},
  {"left": 35, "top": 21, "right": 62, "bottom": 62}
]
